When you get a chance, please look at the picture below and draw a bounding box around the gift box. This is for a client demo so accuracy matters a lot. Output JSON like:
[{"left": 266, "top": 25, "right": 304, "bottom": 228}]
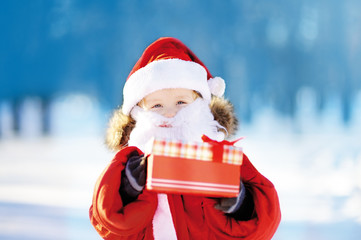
[{"left": 145, "top": 135, "right": 243, "bottom": 198}]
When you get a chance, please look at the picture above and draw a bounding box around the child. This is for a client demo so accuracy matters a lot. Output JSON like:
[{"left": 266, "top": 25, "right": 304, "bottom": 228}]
[{"left": 89, "top": 37, "right": 281, "bottom": 240}]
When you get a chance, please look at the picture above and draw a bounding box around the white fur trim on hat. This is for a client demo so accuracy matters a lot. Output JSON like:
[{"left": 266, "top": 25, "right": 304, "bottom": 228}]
[
  {"left": 208, "top": 77, "right": 225, "bottom": 97},
  {"left": 122, "top": 59, "right": 211, "bottom": 115}
]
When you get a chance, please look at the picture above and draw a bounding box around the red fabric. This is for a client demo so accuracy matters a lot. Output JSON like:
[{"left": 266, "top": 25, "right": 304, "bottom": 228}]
[
  {"left": 89, "top": 147, "right": 281, "bottom": 240},
  {"left": 127, "top": 37, "right": 213, "bottom": 80}
]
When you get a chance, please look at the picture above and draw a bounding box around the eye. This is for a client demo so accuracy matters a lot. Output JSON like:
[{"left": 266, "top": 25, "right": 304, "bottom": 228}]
[
  {"left": 152, "top": 104, "right": 162, "bottom": 109},
  {"left": 177, "top": 101, "right": 187, "bottom": 105}
]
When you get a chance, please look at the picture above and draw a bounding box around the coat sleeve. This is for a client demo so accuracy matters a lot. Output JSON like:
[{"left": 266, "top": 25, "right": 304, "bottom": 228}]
[
  {"left": 89, "top": 147, "right": 158, "bottom": 240},
  {"left": 203, "top": 154, "right": 281, "bottom": 240}
]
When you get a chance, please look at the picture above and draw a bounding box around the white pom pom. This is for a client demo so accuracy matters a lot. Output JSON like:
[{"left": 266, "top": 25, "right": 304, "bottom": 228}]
[{"left": 208, "top": 77, "right": 225, "bottom": 97}]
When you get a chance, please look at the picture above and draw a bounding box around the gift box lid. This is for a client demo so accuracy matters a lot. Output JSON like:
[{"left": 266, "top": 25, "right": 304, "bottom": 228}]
[{"left": 145, "top": 136, "right": 243, "bottom": 165}]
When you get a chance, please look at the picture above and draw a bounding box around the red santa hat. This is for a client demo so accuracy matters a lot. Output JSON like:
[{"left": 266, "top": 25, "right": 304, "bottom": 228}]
[{"left": 122, "top": 37, "right": 226, "bottom": 115}]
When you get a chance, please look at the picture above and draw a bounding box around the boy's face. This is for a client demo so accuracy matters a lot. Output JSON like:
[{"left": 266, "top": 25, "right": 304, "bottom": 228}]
[
  {"left": 129, "top": 88, "right": 225, "bottom": 150},
  {"left": 141, "top": 88, "right": 197, "bottom": 118}
]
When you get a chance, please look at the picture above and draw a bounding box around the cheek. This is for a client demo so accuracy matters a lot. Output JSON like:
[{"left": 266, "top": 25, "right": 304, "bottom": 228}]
[
  {"left": 176, "top": 104, "right": 189, "bottom": 111},
  {"left": 149, "top": 108, "right": 162, "bottom": 115},
  {"left": 151, "top": 108, "right": 173, "bottom": 118}
]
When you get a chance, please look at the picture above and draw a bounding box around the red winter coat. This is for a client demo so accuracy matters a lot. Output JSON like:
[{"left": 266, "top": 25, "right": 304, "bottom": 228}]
[{"left": 89, "top": 146, "right": 281, "bottom": 239}]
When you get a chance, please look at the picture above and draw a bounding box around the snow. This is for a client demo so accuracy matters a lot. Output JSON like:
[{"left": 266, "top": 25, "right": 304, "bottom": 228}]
[
  {"left": 238, "top": 106, "right": 361, "bottom": 240},
  {"left": 1, "top": 94, "right": 361, "bottom": 239},
  {"left": 0, "top": 136, "right": 111, "bottom": 240}
]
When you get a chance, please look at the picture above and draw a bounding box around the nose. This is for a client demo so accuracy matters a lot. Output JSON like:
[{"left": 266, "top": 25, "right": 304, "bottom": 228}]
[{"left": 163, "top": 107, "right": 178, "bottom": 118}]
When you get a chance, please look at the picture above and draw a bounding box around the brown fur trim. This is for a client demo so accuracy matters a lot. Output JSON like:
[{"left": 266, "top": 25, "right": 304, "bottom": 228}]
[
  {"left": 210, "top": 96, "right": 238, "bottom": 138},
  {"left": 105, "top": 97, "right": 238, "bottom": 151},
  {"left": 105, "top": 107, "right": 136, "bottom": 151}
]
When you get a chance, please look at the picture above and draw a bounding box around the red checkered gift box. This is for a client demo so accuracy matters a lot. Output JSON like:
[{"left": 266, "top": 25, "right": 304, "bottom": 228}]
[{"left": 145, "top": 135, "right": 244, "bottom": 197}]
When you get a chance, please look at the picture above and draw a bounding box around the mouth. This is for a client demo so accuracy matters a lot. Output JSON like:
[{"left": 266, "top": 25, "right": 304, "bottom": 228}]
[{"left": 158, "top": 123, "right": 172, "bottom": 128}]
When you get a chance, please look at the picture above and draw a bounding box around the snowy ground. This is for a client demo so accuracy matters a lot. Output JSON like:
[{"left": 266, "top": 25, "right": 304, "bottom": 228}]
[
  {"left": 0, "top": 136, "right": 112, "bottom": 240},
  {"left": 240, "top": 107, "right": 361, "bottom": 240},
  {"left": 1, "top": 128, "right": 360, "bottom": 240},
  {"left": 1, "top": 95, "right": 361, "bottom": 239}
]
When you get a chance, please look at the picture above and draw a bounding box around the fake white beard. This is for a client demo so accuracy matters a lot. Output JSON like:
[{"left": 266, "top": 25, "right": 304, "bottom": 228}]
[{"left": 128, "top": 98, "right": 225, "bottom": 152}]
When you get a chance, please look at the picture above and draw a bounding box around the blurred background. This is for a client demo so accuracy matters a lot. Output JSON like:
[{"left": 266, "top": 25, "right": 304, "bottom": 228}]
[{"left": 1, "top": 0, "right": 361, "bottom": 239}]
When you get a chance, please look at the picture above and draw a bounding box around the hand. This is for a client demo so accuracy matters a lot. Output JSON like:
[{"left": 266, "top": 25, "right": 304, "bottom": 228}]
[
  {"left": 119, "top": 151, "right": 147, "bottom": 204},
  {"left": 214, "top": 182, "right": 246, "bottom": 214},
  {"left": 125, "top": 152, "right": 147, "bottom": 189},
  {"left": 214, "top": 197, "right": 238, "bottom": 212}
]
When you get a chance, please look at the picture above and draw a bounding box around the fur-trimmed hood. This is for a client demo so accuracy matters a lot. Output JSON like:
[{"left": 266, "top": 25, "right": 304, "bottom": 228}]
[{"left": 105, "top": 96, "right": 238, "bottom": 151}]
